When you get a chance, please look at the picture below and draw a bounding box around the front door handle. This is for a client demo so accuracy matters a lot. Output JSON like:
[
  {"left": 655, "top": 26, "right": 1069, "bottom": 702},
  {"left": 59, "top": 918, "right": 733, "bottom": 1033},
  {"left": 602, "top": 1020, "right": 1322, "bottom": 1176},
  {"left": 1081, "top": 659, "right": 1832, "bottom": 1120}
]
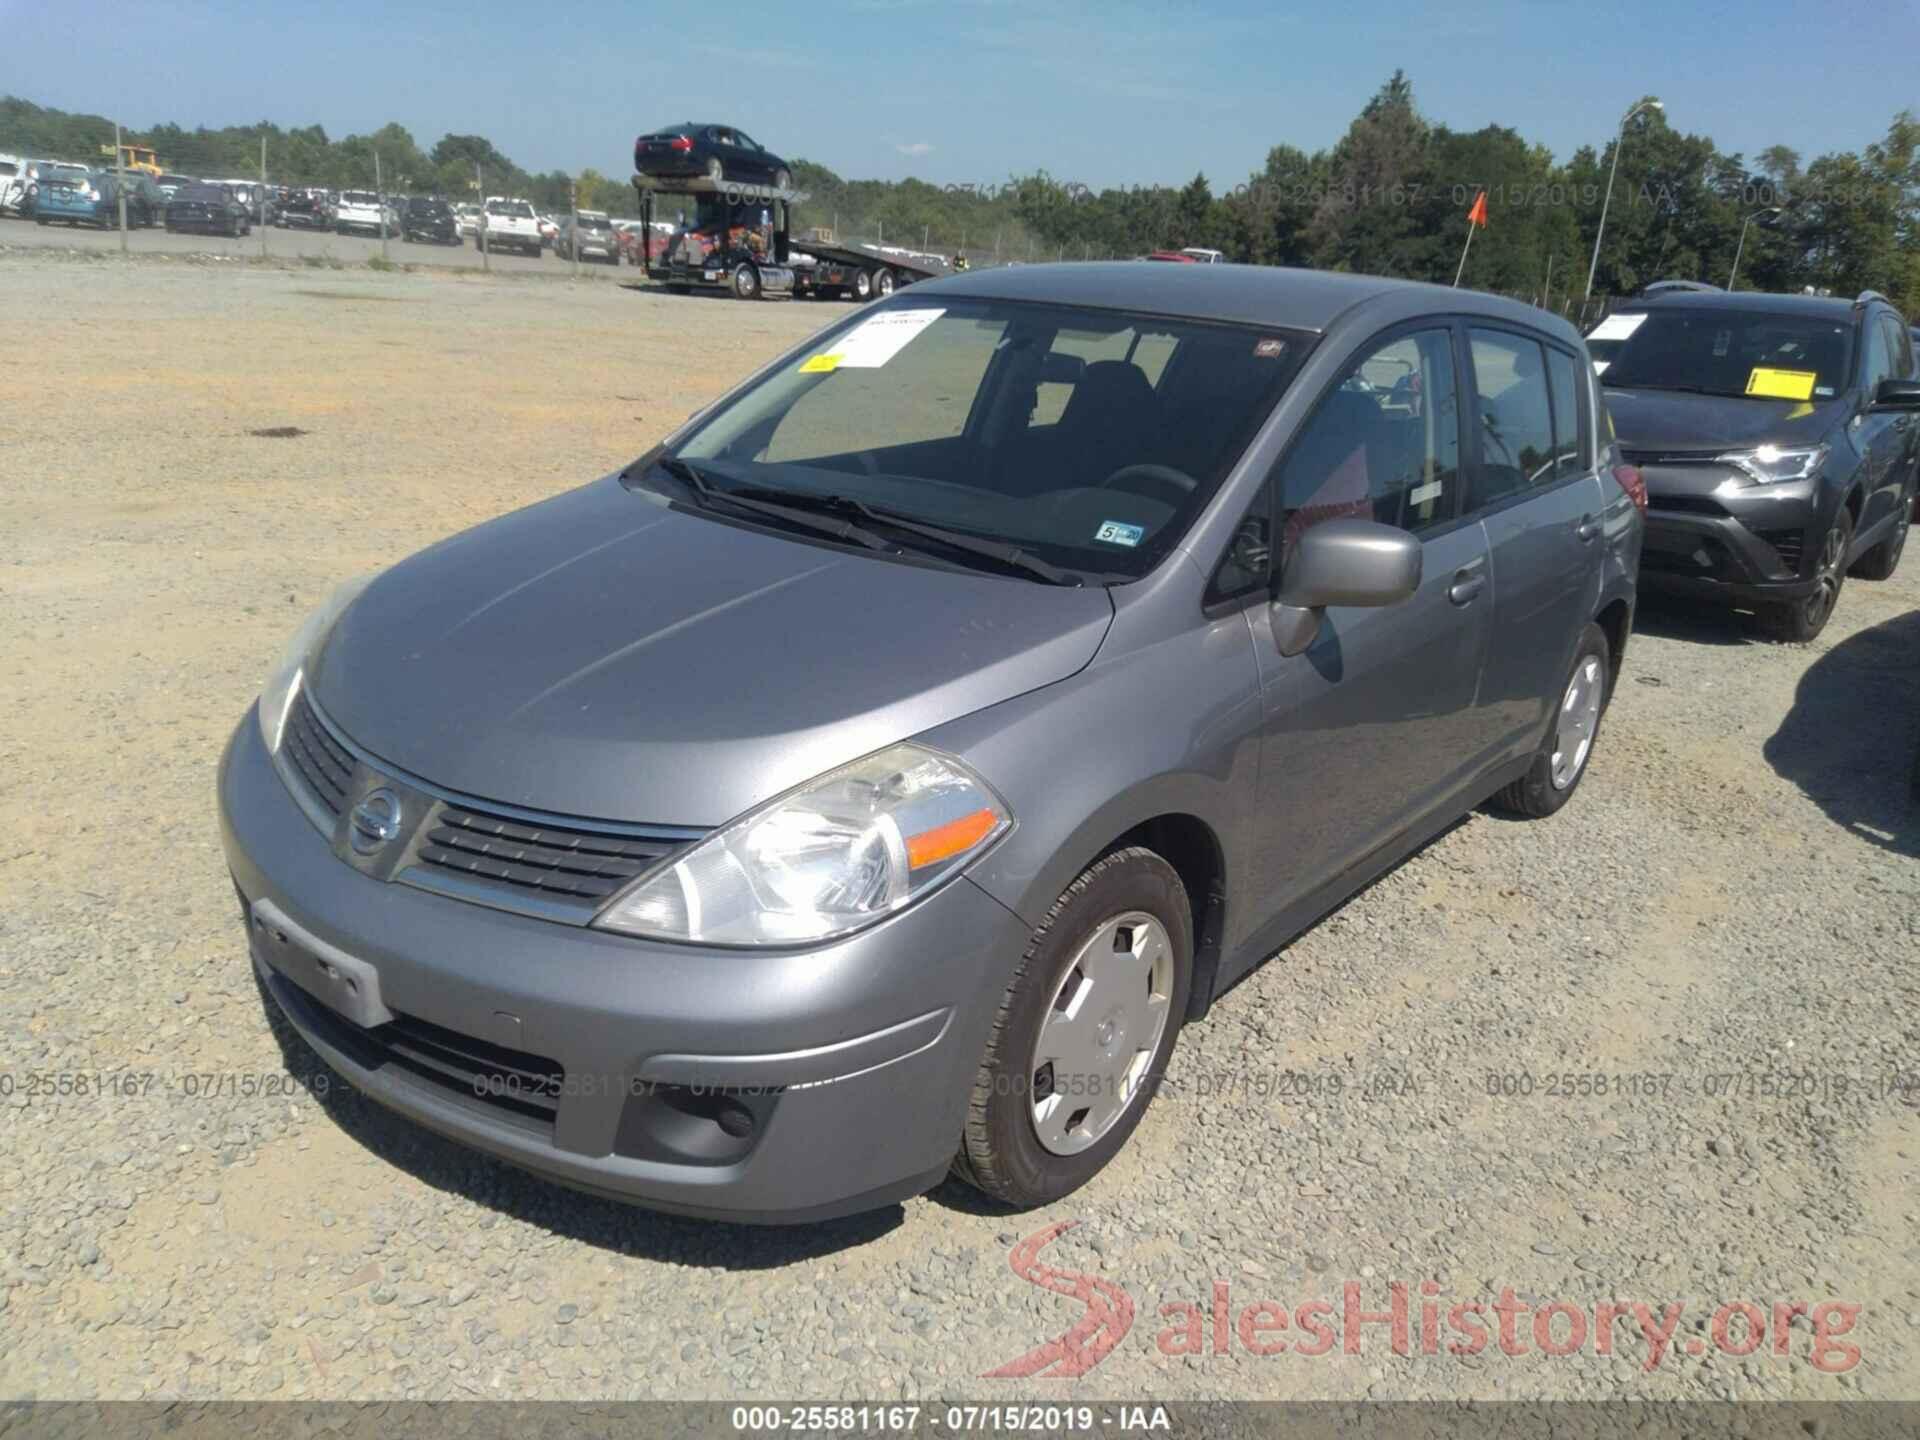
[
  {"left": 1448, "top": 564, "right": 1486, "bottom": 606},
  {"left": 1575, "top": 514, "right": 1602, "bottom": 542}
]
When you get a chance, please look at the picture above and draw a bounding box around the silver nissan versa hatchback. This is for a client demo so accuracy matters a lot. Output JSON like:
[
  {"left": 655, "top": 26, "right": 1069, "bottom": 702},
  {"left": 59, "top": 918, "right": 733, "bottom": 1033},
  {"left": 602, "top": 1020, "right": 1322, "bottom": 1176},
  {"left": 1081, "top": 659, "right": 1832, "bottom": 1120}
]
[{"left": 219, "top": 264, "right": 1643, "bottom": 1222}]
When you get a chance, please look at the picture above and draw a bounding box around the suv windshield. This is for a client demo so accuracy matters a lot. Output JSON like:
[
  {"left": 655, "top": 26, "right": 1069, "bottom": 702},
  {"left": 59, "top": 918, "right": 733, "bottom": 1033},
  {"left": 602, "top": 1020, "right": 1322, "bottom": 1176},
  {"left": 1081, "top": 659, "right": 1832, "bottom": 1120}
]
[
  {"left": 340, "top": 191, "right": 377, "bottom": 205},
  {"left": 408, "top": 198, "right": 447, "bottom": 214},
  {"left": 488, "top": 200, "right": 533, "bottom": 218},
  {"left": 1595, "top": 306, "right": 1854, "bottom": 400},
  {"left": 656, "top": 299, "right": 1307, "bottom": 581},
  {"left": 578, "top": 215, "right": 611, "bottom": 231}
]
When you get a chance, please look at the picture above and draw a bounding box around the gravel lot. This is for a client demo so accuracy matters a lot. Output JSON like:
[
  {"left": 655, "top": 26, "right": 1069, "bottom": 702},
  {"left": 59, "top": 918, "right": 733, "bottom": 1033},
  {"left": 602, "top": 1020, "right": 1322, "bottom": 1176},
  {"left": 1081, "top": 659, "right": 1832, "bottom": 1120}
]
[{"left": 2, "top": 250, "right": 1918, "bottom": 1407}]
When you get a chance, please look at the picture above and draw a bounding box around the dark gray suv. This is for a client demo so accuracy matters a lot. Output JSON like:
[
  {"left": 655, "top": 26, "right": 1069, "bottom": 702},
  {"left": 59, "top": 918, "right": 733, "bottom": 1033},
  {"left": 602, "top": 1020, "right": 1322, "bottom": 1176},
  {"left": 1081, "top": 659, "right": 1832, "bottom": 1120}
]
[
  {"left": 1594, "top": 288, "right": 1919, "bottom": 640},
  {"left": 219, "top": 264, "right": 1643, "bottom": 1222}
]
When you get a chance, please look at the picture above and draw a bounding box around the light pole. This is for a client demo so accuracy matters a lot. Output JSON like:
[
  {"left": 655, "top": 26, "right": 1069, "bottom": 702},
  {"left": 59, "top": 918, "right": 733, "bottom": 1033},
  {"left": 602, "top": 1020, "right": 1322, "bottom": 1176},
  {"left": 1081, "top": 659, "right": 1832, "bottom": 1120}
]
[
  {"left": 1727, "top": 205, "right": 1782, "bottom": 290},
  {"left": 1584, "top": 98, "right": 1663, "bottom": 304}
]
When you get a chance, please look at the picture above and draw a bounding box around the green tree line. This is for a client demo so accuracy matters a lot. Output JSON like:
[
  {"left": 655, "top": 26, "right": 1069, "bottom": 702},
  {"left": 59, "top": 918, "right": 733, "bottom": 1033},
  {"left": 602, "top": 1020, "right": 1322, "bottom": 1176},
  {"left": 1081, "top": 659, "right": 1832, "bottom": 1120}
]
[{"left": 6, "top": 78, "right": 1917, "bottom": 315}]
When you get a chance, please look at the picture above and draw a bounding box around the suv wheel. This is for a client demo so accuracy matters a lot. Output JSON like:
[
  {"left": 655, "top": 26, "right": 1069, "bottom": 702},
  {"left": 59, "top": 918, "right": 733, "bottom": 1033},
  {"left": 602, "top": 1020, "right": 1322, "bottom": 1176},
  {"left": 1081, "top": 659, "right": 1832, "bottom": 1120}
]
[
  {"left": 952, "top": 847, "right": 1191, "bottom": 1209},
  {"left": 1492, "top": 621, "right": 1611, "bottom": 818},
  {"left": 1850, "top": 484, "right": 1912, "bottom": 580},
  {"left": 1765, "top": 508, "right": 1853, "bottom": 641}
]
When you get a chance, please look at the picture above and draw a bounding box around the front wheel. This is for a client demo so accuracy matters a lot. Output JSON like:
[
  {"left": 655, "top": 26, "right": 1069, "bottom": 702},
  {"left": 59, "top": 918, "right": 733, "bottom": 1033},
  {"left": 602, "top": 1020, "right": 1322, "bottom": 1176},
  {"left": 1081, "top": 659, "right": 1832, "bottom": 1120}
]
[
  {"left": 772, "top": 168, "right": 791, "bottom": 191},
  {"left": 1491, "top": 621, "right": 1611, "bottom": 818},
  {"left": 952, "top": 847, "right": 1191, "bottom": 1209},
  {"left": 1764, "top": 508, "right": 1853, "bottom": 641},
  {"left": 731, "top": 262, "right": 760, "bottom": 300}
]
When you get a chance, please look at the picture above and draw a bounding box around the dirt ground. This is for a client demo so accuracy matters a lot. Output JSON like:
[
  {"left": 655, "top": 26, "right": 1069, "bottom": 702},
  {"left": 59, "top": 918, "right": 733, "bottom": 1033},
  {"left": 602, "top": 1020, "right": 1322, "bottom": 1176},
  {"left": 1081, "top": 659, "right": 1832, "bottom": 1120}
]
[{"left": 3, "top": 251, "right": 1918, "bottom": 1409}]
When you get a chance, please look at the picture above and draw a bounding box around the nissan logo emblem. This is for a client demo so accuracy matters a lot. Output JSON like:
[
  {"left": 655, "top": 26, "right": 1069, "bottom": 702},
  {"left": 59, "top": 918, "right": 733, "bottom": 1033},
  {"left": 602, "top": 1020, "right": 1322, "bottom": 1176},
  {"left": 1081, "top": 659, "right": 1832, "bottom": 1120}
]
[{"left": 349, "top": 788, "right": 404, "bottom": 855}]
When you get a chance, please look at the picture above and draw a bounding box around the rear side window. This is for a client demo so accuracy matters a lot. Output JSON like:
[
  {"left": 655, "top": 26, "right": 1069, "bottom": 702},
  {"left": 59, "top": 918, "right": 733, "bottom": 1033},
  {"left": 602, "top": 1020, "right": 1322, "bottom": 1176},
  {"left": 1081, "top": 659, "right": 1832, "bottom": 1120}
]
[
  {"left": 1277, "top": 327, "right": 1460, "bottom": 561},
  {"left": 1545, "top": 347, "right": 1585, "bottom": 477},
  {"left": 1467, "top": 329, "right": 1555, "bottom": 510}
]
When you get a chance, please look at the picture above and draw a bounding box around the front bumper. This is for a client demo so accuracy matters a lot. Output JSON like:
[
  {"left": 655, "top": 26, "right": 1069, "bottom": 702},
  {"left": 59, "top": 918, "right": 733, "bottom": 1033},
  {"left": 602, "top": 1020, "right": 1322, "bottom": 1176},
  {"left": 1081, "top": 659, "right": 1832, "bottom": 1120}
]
[
  {"left": 217, "top": 713, "right": 1024, "bottom": 1222},
  {"left": 1638, "top": 466, "right": 1826, "bottom": 603}
]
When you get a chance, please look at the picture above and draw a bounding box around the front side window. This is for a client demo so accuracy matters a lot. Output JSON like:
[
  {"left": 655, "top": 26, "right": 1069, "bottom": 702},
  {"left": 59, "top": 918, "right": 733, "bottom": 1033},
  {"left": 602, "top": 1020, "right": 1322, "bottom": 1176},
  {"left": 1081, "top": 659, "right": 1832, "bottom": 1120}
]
[
  {"left": 1468, "top": 329, "right": 1555, "bottom": 508},
  {"left": 659, "top": 300, "right": 1308, "bottom": 581},
  {"left": 1278, "top": 328, "right": 1460, "bottom": 560}
]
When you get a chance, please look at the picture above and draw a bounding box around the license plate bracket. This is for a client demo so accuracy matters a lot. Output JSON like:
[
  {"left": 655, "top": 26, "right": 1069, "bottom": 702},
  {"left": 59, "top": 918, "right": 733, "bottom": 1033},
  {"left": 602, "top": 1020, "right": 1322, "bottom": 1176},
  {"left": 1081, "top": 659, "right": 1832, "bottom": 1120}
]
[{"left": 249, "top": 897, "right": 394, "bottom": 1031}]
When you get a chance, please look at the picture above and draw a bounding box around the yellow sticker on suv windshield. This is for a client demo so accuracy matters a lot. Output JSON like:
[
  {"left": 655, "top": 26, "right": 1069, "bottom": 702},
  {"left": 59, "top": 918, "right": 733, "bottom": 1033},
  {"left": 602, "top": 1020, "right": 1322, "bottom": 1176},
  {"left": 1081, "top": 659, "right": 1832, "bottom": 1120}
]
[
  {"left": 1745, "top": 367, "right": 1817, "bottom": 401},
  {"left": 798, "top": 353, "right": 841, "bottom": 374}
]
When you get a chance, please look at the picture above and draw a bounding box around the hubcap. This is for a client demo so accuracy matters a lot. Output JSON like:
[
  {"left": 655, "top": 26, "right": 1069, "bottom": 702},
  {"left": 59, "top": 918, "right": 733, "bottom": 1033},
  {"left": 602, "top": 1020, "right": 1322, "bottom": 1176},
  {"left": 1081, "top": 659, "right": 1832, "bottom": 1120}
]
[
  {"left": 1804, "top": 523, "right": 1847, "bottom": 625},
  {"left": 1550, "top": 656, "right": 1604, "bottom": 790},
  {"left": 1029, "top": 911, "right": 1174, "bottom": 1156}
]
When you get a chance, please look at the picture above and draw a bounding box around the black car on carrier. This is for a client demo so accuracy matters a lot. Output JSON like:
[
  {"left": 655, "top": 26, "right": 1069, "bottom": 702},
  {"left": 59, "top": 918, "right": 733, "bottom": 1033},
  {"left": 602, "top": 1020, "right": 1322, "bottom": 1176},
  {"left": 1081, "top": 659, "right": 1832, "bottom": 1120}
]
[
  {"left": 1594, "top": 288, "right": 1919, "bottom": 640},
  {"left": 634, "top": 123, "right": 791, "bottom": 192}
]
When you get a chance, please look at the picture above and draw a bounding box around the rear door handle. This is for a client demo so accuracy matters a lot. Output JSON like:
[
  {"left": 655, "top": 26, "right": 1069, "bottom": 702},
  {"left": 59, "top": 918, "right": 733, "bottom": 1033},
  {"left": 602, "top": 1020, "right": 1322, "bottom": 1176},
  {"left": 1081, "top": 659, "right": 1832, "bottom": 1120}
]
[
  {"left": 1448, "top": 564, "right": 1486, "bottom": 606},
  {"left": 1575, "top": 514, "right": 1602, "bottom": 542}
]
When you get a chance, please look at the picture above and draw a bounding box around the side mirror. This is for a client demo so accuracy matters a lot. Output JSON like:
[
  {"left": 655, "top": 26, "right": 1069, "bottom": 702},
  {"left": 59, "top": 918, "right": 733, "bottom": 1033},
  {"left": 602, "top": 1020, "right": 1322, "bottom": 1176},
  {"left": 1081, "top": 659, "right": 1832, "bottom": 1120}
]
[
  {"left": 1270, "top": 519, "right": 1422, "bottom": 657},
  {"left": 1872, "top": 377, "right": 1920, "bottom": 411}
]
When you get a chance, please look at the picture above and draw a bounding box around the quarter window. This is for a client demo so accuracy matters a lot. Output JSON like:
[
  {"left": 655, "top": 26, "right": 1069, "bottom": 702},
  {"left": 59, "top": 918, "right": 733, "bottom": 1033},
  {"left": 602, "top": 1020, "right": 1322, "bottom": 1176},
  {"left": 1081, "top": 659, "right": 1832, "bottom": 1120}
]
[
  {"left": 1468, "top": 329, "right": 1555, "bottom": 508},
  {"left": 1277, "top": 328, "right": 1460, "bottom": 559},
  {"left": 1545, "top": 347, "right": 1586, "bottom": 478}
]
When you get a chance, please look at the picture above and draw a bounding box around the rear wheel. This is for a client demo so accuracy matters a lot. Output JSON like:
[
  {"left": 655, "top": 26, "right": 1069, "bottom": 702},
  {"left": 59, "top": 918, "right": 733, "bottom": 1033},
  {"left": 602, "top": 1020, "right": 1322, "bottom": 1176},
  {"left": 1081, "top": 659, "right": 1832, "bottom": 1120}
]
[
  {"left": 952, "top": 847, "right": 1191, "bottom": 1209},
  {"left": 1492, "top": 621, "right": 1611, "bottom": 818},
  {"left": 853, "top": 268, "right": 873, "bottom": 301},
  {"left": 772, "top": 168, "right": 791, "bottom": 191},
  {"left": 1764, "top": 508, "right": 1852, "bottom": 641},
  {"left": 706, "top": 157, "right": 725, "bottom": 184},
  {"left": 874, "top": 268, "right": 896, "bottom": 298},
  {"left": 1850, "top": 484, "right": 1911, "bottom": 580}
]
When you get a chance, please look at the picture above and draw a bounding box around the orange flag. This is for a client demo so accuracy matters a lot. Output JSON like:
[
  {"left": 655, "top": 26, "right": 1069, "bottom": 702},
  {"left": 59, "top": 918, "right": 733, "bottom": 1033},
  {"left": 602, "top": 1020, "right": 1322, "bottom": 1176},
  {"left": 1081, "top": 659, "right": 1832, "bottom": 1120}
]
[{"left": 1467, "top": 190, "right": 1489, "bottom": 228}]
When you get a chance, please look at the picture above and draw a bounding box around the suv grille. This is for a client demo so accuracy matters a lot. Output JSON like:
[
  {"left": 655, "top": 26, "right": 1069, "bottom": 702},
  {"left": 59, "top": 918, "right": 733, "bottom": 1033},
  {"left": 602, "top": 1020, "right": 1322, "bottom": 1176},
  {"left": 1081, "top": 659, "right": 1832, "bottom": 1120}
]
[
  {"left": 284, "top": 692, "right": 353, "bottom": 815},
  {"left": 417, "top": 804, "right": 682, "bottom": 904}
]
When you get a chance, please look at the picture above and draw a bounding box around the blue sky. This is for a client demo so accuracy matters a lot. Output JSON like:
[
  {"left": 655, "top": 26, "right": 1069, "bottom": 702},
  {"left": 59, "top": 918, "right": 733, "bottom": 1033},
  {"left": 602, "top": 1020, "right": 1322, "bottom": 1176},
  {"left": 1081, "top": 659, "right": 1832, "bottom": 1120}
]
[{"left": 12, "top": 0, "right": 1912, "bottom": 187}]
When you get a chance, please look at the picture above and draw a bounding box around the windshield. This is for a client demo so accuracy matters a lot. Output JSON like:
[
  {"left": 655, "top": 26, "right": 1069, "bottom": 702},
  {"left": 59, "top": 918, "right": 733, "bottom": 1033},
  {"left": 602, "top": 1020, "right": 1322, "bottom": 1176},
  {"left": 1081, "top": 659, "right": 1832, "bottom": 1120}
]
[
  {"left": 488, "top": 200, "right": 533, "bottom": 218},
  {"left": 1593, "top": 307, "right": 1853, "bottom": 400},
  {"left": 340, "top": 190, "right": 377, "bottom": 205},
  {"left": 660, "top": 299, "right": 1306, "bottom": 581},
  {"left": 408, "top": 198, "right": 446, "bottom": 214},
  {"left": 578, "top": 215, "right": 611, "bottom": 231},
  {"left": 178, "top": 185, "right": 226, "bottom": 202}
]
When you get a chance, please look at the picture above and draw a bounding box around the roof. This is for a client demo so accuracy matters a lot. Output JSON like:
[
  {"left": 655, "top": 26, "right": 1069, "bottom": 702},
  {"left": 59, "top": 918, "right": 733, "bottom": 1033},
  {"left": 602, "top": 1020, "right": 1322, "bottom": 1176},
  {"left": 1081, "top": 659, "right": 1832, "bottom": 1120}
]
[
  {"left": 1619, "top": 288, "right": 1871, "bottom": 320},
  {"left": 911, "top": 261, "right": 1581, "bottom": 342}
]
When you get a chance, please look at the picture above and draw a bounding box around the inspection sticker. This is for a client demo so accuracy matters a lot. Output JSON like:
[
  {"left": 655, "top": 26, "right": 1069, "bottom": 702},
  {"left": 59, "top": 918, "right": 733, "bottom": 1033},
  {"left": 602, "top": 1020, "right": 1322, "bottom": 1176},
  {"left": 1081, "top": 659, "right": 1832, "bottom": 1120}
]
[
  {"left": 1094, "top": 520, "right": 1145, "bottom": 547},
  {"left": 825, "top": 307, "right": 946, "bottom": 368},
  {"left": 798, "top": 353, "right": 841, "bottom": 373},
  {"left": 1254, "top": 337, "right": 1287, "bottom": 358},
  {"left": 1745, "top": 366, "right": 1817, "bottom": 401},
  {"left": 1587, "top": 311, "right": 1648, "bottom": 342}
]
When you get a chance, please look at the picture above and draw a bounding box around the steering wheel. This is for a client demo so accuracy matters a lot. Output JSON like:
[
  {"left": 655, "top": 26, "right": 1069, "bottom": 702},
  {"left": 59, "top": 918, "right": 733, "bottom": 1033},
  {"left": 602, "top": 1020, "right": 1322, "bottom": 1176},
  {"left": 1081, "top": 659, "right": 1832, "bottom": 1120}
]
[{"left": 1097, "top": 463, "right": 1199, "bottom": 510}]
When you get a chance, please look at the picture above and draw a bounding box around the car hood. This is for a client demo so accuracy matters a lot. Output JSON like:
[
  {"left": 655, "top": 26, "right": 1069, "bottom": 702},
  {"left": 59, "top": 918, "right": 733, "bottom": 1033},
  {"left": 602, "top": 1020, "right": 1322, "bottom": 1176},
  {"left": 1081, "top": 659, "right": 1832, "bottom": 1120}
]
[
  {"left": 310, "top": 476, "right": 1115, "bottom": 826},
  {"left": 1602, "top": 385, "right": 1846, "bottom": 454}
]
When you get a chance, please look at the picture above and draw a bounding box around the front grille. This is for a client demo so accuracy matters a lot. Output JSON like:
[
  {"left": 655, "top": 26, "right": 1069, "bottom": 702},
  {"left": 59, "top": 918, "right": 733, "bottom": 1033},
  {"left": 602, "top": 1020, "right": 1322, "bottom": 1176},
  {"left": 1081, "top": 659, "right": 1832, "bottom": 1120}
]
[
  {"left": 1647, "top": 494, "right": 1728, "bottom": 517},
  {"left": 284, "top": 692, "right": 353, "bottom": 815},
  {"left": 1620, "top": 448, "right": 1721, "bottom": 466},
  {"left": 376, "top": 1012, "right": 564, "bottom": 1127},
  {"left": 1758, "top": 528, "right": 1805, "bottom": 573},
  {"left": 417, "top": 804, "right": 682, "bottom": 904}
]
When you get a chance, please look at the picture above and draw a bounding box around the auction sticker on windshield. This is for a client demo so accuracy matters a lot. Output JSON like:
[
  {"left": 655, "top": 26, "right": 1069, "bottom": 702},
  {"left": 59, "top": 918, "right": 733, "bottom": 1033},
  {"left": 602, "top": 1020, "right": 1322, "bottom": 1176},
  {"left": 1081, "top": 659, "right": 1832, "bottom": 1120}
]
[
  {"left": 1587, "top": 312, "right": 1647, "bottom": 342},
  {"left": 800, "top": 308, "right": 946, "bottom": 372},
  {"left": 1746, "top": 366, "right": 1817, "bottom": 401}
]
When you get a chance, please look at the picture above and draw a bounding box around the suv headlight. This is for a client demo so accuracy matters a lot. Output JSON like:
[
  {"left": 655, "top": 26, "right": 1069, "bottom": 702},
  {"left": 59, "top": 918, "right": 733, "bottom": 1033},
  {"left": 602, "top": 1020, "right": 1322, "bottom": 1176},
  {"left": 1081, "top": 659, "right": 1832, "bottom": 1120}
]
[
  {"left": 595, "top": 744, "right": 1011, "bottom": 946},
  {"left": 1716, "top": 444, "right": 1827, "bottom": 484},
  {"left": 256, "top": 574, "right": 377, "bottom": 754}
]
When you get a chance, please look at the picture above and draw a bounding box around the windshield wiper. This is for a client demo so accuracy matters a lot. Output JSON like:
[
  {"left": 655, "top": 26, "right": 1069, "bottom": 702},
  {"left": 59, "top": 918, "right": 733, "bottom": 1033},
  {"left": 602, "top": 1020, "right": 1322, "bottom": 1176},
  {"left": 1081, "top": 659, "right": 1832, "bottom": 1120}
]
[
  {"left": 727, "top": 486, "right": 1083, "bottom": 586},
  {"left": 648, "top": 458, "right": 893, "bottom": 552}
]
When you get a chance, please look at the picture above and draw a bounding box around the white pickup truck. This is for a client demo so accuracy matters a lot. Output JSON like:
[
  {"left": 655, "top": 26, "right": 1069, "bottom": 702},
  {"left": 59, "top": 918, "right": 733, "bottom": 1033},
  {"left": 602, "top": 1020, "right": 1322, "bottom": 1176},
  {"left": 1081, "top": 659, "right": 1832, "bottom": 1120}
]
[{"left": 477, "top": 196, "right": 543, "bottom": 258}]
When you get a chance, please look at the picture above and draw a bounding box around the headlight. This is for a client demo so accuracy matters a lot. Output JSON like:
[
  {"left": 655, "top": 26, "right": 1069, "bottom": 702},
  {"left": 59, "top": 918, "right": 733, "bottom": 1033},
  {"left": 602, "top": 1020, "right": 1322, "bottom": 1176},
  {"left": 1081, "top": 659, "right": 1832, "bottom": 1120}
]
[
  {"left": 595, "top": 744, "right": 1011, "bottom": 946},
  {"left": 256, "top": 574, "right": 377, "bottom": 754},
  {"left": 1716, "top": 444, "right": 1827, "bottom": 484}
]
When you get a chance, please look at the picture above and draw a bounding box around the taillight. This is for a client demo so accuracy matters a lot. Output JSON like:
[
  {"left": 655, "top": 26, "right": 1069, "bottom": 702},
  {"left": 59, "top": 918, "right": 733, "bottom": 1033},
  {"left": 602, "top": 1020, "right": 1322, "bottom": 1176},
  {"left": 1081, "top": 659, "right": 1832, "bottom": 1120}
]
[
  {"left": 669, "top": 135, "right": 693, "bottom": 152},
  {"left": 1612, "top": 462, "right": 1647, "bottom": 514}
]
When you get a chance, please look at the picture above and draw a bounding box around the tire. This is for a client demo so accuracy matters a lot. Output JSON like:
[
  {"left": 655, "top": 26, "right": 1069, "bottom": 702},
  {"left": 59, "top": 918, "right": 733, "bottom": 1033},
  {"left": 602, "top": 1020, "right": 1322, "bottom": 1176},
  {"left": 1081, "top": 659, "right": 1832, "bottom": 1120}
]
[
  {"left": 772, "top": 168, "right": 791, "bottom": 191},
  {"left": 875, "top": 268, "right": 896, "bottom": 298},
  {"left": 853, "top": 268, "right": 873, "bottom": 301},
  {"left": 951, "top": 847, "right": 1192, "bottom": 1209},
  {"left": 1763, "top": 507, "right": 1853, "bottom": 642},
  {"left": 1850, "top": 482, "right": 1912, "bottom": 580},
  {"left": 706, "top": 157, "right": 725, "bottom": 184},
  {"left": 731, "top": 262, "right": 760, "bottom": 301},
  {"left": 1491, "top": 621, "right": 1611, "bottom": 818}
]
